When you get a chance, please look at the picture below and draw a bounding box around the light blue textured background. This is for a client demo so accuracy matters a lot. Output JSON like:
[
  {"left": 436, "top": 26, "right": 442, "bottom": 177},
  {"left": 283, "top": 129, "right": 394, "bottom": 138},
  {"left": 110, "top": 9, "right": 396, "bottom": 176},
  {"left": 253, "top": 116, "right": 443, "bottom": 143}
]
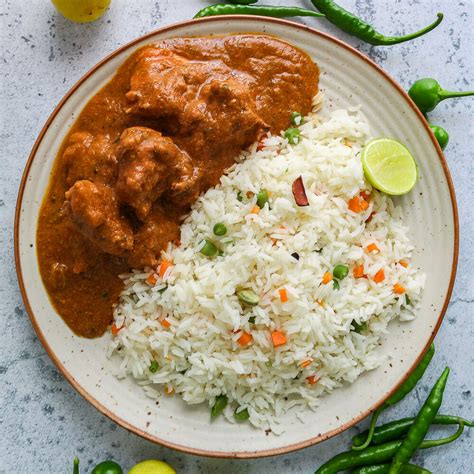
[{"left": 1, "top": 1, "right": 473, "bottom": 473}]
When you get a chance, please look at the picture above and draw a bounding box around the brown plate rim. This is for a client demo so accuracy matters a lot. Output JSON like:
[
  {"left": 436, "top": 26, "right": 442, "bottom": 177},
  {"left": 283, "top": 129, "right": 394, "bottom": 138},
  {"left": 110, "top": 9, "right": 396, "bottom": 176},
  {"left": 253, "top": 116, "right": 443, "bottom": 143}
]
[{"left": 14, "top": 15, "right": 459, "bottom": 459}]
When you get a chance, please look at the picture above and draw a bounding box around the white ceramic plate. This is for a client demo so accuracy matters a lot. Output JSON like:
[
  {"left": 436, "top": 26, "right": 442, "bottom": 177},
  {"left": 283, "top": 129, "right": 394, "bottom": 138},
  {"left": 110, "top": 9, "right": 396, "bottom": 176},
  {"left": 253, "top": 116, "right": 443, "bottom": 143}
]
[{"left": 15, "top": 17, "right": 458, "bottom": 458}]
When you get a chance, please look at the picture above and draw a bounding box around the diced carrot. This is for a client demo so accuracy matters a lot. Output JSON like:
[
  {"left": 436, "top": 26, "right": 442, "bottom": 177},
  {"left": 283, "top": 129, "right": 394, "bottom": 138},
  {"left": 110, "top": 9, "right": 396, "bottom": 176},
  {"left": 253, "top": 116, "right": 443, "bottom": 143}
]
[
  {"left": 279, "top": 288, "right": 289, "bottom": 303},
  {"left": 360, "top": 200, "right": 369, "bottom": 211},
  {"left": 399, "top": 260, "right": 409, "bottom": 268},
  {"left": 348, "top": 196, "right": 362, "bottom": 213},
  {"left": 146, "top": 274, "right": 157, "bottom": 286},
  {"left": 393, "top": 283, "right": 406, "bottom": 294},
  {"left": 238, "top": 332, "right": 253, "bottom": 346},
  {"left": 373, "top": 269, "right": 385, "bottom": 283},
  {"left": 164, "top": 386, "right": 174, "bottom": 395},
  {"left": 360, "top": 191, "right": 371, "bottom": 201},
  {"left": 300, "top": 359, "right": 313, "bottom": 368},
  {"left": 111, "top": 323, "right": 123, "bottom": 336},
  {"left": 161, "top": 319, "right": 171, "bottom": 328},
  {"left": 159, "top": 260, "right": 172, "bottom": 278},
  {"left": 353, "top": 264, "right": 365, "bottom": 278},
  {"left": 306, "top": 375, "right": 320, "bottom": 385},
  {"left": 366, "top": 243, "right": 380, "bottom": 254},
  {"left": 322, "top": 272, "right": 333, "bottom": 284},
  {"left": 246, "top": 191, "right": 255, "bottom": 198},
  {"left": 250, "top": 205, "right": 260, "bottom": 214},
  {"left": 272, "top": 331, "right": 287, "bottom": 347}
]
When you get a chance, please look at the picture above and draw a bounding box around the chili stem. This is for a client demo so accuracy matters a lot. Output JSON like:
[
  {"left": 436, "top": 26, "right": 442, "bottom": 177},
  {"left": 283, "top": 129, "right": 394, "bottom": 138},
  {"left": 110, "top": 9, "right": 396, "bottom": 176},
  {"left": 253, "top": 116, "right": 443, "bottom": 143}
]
[
  {"left": 439, "top": 90, "right": 474, "bottom": 99},
  {"left": 377, "top": 13, "right": 444, "bottom": 45},
  {"left": 353, "top": 407, "right": 382, "bottom": 451}
]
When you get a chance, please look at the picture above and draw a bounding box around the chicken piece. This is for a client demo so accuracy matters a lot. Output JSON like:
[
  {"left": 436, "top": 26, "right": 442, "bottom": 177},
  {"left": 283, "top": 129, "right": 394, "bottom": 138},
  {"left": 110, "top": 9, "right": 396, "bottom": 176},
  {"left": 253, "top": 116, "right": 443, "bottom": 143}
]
[
  {"left": 125, "top": 48, "right": 268, "bottom": 154},
  {"left": 65, "top": 180, "right": 134, "bottom": 256},
  {"left": 116, "top": 127, "right": 200, "bottom": 220},
  {"left": 62, "top": 132, "right": 118, "bottom": 186},
  {"left": 126, "top": 205, "right": 181, "bottom": 268}
]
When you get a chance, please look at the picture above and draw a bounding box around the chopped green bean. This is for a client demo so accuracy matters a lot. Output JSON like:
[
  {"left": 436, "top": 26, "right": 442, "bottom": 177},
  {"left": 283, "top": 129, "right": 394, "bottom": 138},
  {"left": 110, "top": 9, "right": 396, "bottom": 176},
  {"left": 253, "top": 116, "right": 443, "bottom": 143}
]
[
  {"left": 352, "top": 320, "right": 367, "bottom": 333},
  {"left": 213, "top": 223, "right": 227, "bottom": 236},
  {"left": 149, "top": 361, "right": 158, "bottom": 373},
  {"left": 211, "top": 395, "right": 228, "bottom": 418},
  {"left": 234, "top": 406, "right": 250, "bottom": 421},
  {"left": 248, "top": 316, "right": 256, "bottom": 324},
  {"left": 405, "top": 294, "right": 412, "bottom": 306},
  {"left": 333, "top": 279, "right": 340, "bottom": 290},
  {"left": 237, "top": 191, "right": 243, "bottom": 202},
  {"left": 237, "top": 290, "right": 259, "bottom": 306},
  {"left": 333, "top": 264, "right": 349, "bottom": 280},
  {"left": 291, "top": 111, "right": 304, "bottom": 126},
  {"left": 256, "top": 189, "right": 269, "bottom": 208},
  {"left": 200, "top": 239, "right": 219, "bottom": 257},
  {"left": 284, "top": 127, "right": 301, "bottom": 145}
]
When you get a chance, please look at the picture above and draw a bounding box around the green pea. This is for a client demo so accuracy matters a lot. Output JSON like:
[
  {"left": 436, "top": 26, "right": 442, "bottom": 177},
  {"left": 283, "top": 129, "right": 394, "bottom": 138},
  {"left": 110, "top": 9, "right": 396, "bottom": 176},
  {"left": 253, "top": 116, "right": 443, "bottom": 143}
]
[
  {"left": 284, "top": 127, "right": 301, "bottom": 145},
  {"left": 234, "top": 406, "right": 250, "bottom": 422},
  {"left": 211, "top": 394, "right": 228, "bottom": 419},
  {"left": 256, "top": 189, "right": 269, "bottom": 209},
  {"left": 213, "top": 223, "right": 227, "bottom": 236},
  {"left": 352, "top": 320, "right": 367, "bottom": 334},
  {"left": 290, "top": 111, "right": 304, "bottom": 126},
  {"left": 149, "top": 361, "right": 158, "bottom": 373},
  {"left": 200, "top": 239, "right": 218, "bottom": 257},
  {"left": 333, "top": 264, "right": 349, "bottom": 280},
  {"left": 333, "top": 279, "right": 340, "bottom": 290},
  {"left": 237, "top": 290, "right": 259, "bottom": 306}
]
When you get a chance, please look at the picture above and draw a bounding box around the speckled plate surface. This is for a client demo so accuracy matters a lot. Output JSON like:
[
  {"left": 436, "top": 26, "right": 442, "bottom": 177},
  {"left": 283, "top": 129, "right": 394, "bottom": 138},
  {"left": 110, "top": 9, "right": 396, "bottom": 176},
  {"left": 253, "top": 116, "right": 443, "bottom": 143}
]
[{"left": 15, "top": 17, "right": 458, "bottom": 458}]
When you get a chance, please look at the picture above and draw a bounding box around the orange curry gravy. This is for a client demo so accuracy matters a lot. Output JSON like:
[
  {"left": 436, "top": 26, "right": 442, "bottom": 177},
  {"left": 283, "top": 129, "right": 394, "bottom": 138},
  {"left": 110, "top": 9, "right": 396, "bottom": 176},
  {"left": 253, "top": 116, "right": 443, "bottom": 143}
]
[{"left": 37, "top": 35, "right": 319, "bottom": 338}]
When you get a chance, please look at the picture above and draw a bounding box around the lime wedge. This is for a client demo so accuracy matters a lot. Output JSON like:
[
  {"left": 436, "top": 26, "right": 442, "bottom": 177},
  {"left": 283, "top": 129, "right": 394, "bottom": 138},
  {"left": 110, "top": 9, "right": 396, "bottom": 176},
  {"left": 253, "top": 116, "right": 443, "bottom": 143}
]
[{"left": 361, "top": 138, "right": 418, "bottom": 195}]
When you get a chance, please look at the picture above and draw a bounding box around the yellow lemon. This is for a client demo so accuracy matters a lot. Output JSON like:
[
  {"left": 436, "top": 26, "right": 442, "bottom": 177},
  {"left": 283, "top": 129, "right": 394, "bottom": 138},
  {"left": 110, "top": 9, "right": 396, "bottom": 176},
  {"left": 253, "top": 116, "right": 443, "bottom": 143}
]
[
  {"left": 51, "top": 0, "right": 111, "bottom": 23},
  {"left": 128, "top": 460, "right": 176, "bottom": 474}
]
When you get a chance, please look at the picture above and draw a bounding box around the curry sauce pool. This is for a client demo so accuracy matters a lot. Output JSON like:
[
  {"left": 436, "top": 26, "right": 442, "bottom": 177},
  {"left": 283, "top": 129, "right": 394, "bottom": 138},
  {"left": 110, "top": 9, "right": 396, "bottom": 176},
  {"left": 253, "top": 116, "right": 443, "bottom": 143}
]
[{"left": 110, "top": 100, "right": 425, "bottom": 431}]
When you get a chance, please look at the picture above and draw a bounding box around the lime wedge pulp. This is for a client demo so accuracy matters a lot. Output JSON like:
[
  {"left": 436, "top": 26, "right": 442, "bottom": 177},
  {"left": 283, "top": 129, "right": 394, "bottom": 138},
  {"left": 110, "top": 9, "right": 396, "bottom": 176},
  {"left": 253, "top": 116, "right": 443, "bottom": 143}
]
[{"left": 361, "top": 138, "right": 418, "bottom": 195}]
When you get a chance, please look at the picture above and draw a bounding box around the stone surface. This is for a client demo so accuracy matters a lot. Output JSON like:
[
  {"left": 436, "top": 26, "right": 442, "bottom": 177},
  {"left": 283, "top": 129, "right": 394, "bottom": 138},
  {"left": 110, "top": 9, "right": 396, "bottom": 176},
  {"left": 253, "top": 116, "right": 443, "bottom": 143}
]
[{"left": 0, "top": 1, "right": 472, "bottom": 472}]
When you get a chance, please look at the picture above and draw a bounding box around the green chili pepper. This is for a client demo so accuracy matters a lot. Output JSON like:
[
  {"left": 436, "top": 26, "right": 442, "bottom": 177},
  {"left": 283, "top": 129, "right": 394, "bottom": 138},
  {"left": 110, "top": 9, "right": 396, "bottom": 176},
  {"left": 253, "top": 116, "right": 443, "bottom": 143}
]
[
  {"left": 256, "top": 189, "right": 269, "bottom": 209},
  {"left": 73, "top": 457, "right": 79, "bottom": 474},
  {"left": 149, "top": 360, "right": 158, "bottom": 373},
  {"left": 353, "top": 464, "right": 431, "bottom": 474},
  {"left": 333, "top": 264, "right": 349, "bottom": 280},
  {"left": 284, "top": 127, "right": 301, "bottom": 145},
  {"left": 211, "top": 394, "right": 228, "bottom": 418},
  {"left": 389, "top": 367, "right": 450, "bottom": 473},
  {"left": 194, "top": 4, "right": 325, "bottom": 19},
  {"left": 429, "top": 124, "right": 449, "bottom": 150},
  {"left": 228, "top": 0, "right": 258, "bottom": 4},
  {"left": 291, "top": 111, "right": 304, "bottom": 126},
  {"left": 91, "top": 460, "right": 124, "bottom": 474},
  {"left": 408, "top": 78, "right": 474, "bottom": 114},
  {"left": 200, "top": 239, "right": 219, "bottom": 257},
  {"left": 315, "top": 424, "right": 464, "bottom": 474},
  {"left": 234, "top": 406, "right": 250, "bottom": 421},
  {"left": 213, "top": 223, "right": 227, "bottom": 236},
  {"left": 353, "top": 414, "right": 474, "bottom": 447},
  {"left": 237, "top": 289, "right": 259, "bottom": 306},
  {"left": 353, "top": 344, "right": 434, "bottom": 450},
  {"left": 311, "top": 1, "right": 443, "bottom": 46}
]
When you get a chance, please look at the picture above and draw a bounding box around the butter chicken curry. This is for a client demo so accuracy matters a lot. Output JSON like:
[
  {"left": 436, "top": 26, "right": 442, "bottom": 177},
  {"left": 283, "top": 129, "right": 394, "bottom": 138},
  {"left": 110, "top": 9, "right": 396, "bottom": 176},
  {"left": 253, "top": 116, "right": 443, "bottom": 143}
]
[{"left": 37, "top": 35, "right": 319, "bottom": 337}]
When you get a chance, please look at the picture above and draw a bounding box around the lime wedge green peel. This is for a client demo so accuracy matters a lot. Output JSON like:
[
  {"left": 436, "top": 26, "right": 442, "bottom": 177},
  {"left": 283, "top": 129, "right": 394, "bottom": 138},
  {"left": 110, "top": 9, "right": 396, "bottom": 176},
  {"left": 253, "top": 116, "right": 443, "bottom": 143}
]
[{"left": 361, "top": 138, "right": 418, "bottom": 195}]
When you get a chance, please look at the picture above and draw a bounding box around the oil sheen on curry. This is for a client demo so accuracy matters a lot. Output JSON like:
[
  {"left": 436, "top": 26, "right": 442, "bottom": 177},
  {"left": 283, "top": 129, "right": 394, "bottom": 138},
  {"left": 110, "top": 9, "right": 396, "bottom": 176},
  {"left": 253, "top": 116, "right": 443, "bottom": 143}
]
[{"left": 37, "top": 35, "right": 319, "bottom": 338}]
